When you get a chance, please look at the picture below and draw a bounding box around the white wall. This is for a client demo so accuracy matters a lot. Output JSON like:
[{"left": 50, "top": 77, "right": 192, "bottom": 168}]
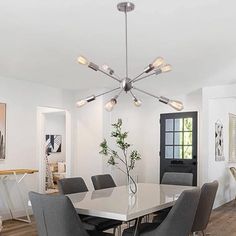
[
  {"left": 45, "top": 113, "right": 66, "bottom": 163},
  {"left": 0, "top": 76, "right": 74, "bottom": 219},
  {"left": 102, "top": 91, "right": 202, "bottom": 186},
  {"left": 201, "top": 84, "right": 236, "bottom": 207},
  {"left": 1, "top": 74, "right": 236, "bottom": 220},
  {"left": 73, "top": 89, "right": 202, "bottom": 189},
  {"left": 207, "top": 98, "right": 236, "bottom": 207},
  {"left": 75, "top": 89, "right": 104, "bottom": 190}
]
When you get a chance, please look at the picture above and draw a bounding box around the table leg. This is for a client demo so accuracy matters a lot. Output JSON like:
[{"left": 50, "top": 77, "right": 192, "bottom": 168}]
[
  {"left": 133, "top": 217, "right": 142, "bottom": 236},
  {"left": 13, "top": 172, "right": 31, "bottom": 223},
  {"left": 0, "top": 177, "right": 14, "bottom": 220},
  {"left": 0, "top": 174, "right": 31, "bottom": 224}
]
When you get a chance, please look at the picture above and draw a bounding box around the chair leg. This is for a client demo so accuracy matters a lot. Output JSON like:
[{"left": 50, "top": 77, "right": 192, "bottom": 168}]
[
  {"left": 202, "top": 230, "right": 206, "bottom": 236},
  {"left": 144, "top": 215, "right": 148, "bottom": 222},
  {"left": 145, "top": 214, "right": 150, "bottom": 222},
  {"left": 113, "top": 227, "right": 116, "bottom": 235},
  {"left": 117, "top": 225, "right": 121, "bottom": 236}
]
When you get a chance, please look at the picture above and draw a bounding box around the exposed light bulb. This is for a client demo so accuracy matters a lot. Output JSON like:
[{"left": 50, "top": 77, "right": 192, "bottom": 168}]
[
  {"left": 105, "top": 98, "right": 117, "bottom": 112},
  {"left": 76, "top": 95, "right": 95, "bottom": 108},
  {"left": 144, "top": 57, "right": 165, "bottom": 73},
  {"left": 160, "top": 64, "right": 172, "bottom": 73},
  {"left": 77, "top": 56, "right": 89, "bottom": 65},
  {"left": 76, "top": 99, "right": 87, "bottom": 108},
  {"left": 102, "top": 64, "right": 114, "bottom": 75},
  {"left": 168, "top": 100, "right": 184, "bottom": 111},
  {"left": 152, "top": 57, "right": 165, "bottom": 68},
  {"left": 133, "top": 98, "right": 142, "bottom": 107}
]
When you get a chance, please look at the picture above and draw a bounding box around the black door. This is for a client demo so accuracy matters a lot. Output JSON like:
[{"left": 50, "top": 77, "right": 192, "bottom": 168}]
[{"left": 160, "top": 112, "right": 198, "bottom": 186}]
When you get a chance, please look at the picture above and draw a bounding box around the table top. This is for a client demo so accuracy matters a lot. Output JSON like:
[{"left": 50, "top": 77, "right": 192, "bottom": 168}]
[
  {"left": 68, "top": 183, "right": 195, "bottom": 221},
  {"left": 0, "top": 169, "right": 38, "bottom": 176}
]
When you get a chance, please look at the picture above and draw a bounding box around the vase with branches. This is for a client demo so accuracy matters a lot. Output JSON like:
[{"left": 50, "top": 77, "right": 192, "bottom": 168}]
[{"left": 100, "top": 119, "right": 141, "bottom": 194}]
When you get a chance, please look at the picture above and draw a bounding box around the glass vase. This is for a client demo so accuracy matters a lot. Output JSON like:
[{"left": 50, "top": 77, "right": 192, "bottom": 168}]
[{"left": 127, "top": 173, "right": 137, "bottom": 195}]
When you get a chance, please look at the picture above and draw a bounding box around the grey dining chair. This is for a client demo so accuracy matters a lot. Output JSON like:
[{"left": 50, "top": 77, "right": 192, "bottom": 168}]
[
  {"left": 191, "top": 180, "right": 219, "bottom": 236},
  {"left": 161, "top": 172, "right": 193, "bottom": 186},
  {"left": 229, "top": 167, "right": 236, "bottom": 204},
  {"left": 91, "top": 174, "right": 116, "bottom": 190},
  {"left": 57, "top": 177, "right": 122, "bottom": 235},
  {"left": 58, "top": 177, "right": 89, "bottom": 194},
  {"left": 57, "top": 177, "right": 92, "bottom": 221},
  {"left": 29, "top": 191, "right": 111, "bottom": 236},
  {"left": 153, "top": 171, "right": 194, "bottom": 222},
  {"left": 122, "top": 188, "right": 201, "bottom": 236}
]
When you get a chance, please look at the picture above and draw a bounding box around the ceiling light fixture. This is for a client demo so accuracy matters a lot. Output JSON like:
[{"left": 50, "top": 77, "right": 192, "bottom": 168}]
[{"left": 76, "top": 2, "right": 184, "bottom": 112}]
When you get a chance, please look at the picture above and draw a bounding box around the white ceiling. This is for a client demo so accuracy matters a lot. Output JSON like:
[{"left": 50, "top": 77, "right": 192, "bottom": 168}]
[{"left": 0, "top": 0, "right": 236, "bottom": 95}]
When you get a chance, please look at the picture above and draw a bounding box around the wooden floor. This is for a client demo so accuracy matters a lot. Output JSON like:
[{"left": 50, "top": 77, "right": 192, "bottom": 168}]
[{"left": 2, "top": 201, "right": 236, "bottom": 236}]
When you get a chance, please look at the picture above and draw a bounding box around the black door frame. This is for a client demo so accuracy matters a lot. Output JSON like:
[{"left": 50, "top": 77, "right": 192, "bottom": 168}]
[{"left": 160, "top": 111, "right": 198, "bottom": 186}]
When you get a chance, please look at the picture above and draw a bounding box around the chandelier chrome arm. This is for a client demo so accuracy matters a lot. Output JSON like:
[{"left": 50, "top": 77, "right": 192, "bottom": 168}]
[
  {"left": 132, "top": 63, "right": 172, "bottom": 83},
  {"left": 132, "top": 71, "right": 157, "bottom": 83},
  {"left": 133, "top": 86, "right": 184, "bottom": 111},
  {"left": 125, "top": 10, "right": 128, "bottom": 78},
  {"left": 76, "top": 87, "right": 120, "bottom": 108},
  {"left": 133, "top": 86, "right": 160, "bottom": 99},
  {"left": 112, "top": 88, "right": 124, "bottom": 100},
  {"left": 96, "top": 87, "right": 121, "bottom": 98},
  {"left": 98, "top": 68, "right": 121, "bottom": 83},
  {"left": 131, "top": 62, "right": 172, "bottom": 83},
  {"left": 129, "top": 90, "right": 137, "bottom": 99},
  {"left": 77, "top": 56, "right": 121, "bottom": 83},
  {"left": 130, "top": 71, "right": 145, "bottom": 83}
]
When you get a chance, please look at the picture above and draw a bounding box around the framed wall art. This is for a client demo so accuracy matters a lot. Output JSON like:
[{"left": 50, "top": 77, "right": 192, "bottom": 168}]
[
  {"left": 229, "top": 113, "right": 236, "bottom": 162},
  {"left": 215, "top": 120, "right": 224, "bottom": 161},
  {"left": 0, "top": 103, "right": 6, "bottom": 160},
  {"left": 45, "top": 135, "right": 62, "bottom": 153}
]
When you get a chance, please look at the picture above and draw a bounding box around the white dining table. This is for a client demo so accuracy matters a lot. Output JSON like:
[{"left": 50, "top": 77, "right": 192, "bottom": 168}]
[{"left": 67, "top": 183, "right": 195, "bottom": 222}]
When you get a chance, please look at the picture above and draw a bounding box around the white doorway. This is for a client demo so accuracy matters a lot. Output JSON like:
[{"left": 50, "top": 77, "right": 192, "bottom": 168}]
[{"left": 37, "top": 107, "right": 72, "bottom": 193}]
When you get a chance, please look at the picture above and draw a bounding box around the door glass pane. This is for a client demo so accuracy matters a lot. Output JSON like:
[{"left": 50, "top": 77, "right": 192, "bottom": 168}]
[
  {"left": 166, "top": 119, "right": 173, "bottom": 131},
  {"left": 175, "top": 119, "right": 183, "bottom": 131},
  {"left": 174, "top": 132, "right": 183, "bottom": 145},
  {"left": 184, "top": 118, "right": 193, "bottom": 131},
  {"left": 165, "top": 146, "right": 173, "bottom": 159},
  {"left": 174, "top": 146, "right": 182, "bottom": 159},
  {"left": 183, "top": 146, "right": 192, "bottom": 159},
  {"left": 165, "top": 133, "right": 173, "bottom": 145},
  {"left": 184, "top": 132, "right": 192, "bottom": 145}
]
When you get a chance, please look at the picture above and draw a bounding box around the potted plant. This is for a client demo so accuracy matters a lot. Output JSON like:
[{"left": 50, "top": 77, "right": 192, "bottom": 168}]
[{"left": 100, "top": 119, "right": 141, "bottom": 194}]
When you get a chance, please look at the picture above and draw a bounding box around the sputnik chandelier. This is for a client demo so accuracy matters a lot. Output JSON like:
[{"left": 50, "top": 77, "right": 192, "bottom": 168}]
[{"left": 76, "top": 2, "right": 184, "bottom": 112}]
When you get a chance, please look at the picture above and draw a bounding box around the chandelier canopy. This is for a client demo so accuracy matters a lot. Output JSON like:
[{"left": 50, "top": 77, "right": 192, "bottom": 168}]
[{"left": 76, "top": 2, "right": 184, "bottom": 112}]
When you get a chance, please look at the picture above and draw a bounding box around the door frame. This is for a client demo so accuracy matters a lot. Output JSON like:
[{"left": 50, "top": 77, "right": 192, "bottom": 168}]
[
  {"left": 159, "top": 111, "right": 198, "bottom": 186},
  {"left": 37, "top": 106, "right": 72, "bottom": 193}
]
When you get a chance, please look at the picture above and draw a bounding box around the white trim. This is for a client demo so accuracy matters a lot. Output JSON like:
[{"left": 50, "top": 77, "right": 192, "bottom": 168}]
[{"left": 37, "top": 107, "right": 72, "bottom": 193}]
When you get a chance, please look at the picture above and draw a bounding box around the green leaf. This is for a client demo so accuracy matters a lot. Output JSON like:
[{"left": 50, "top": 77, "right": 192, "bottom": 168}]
[
  {"left": 108, "top": 156, "right": 117, "bottom": 165},
  {"left": 99, "top": 118, "right": 141, "bottom": 172}
]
